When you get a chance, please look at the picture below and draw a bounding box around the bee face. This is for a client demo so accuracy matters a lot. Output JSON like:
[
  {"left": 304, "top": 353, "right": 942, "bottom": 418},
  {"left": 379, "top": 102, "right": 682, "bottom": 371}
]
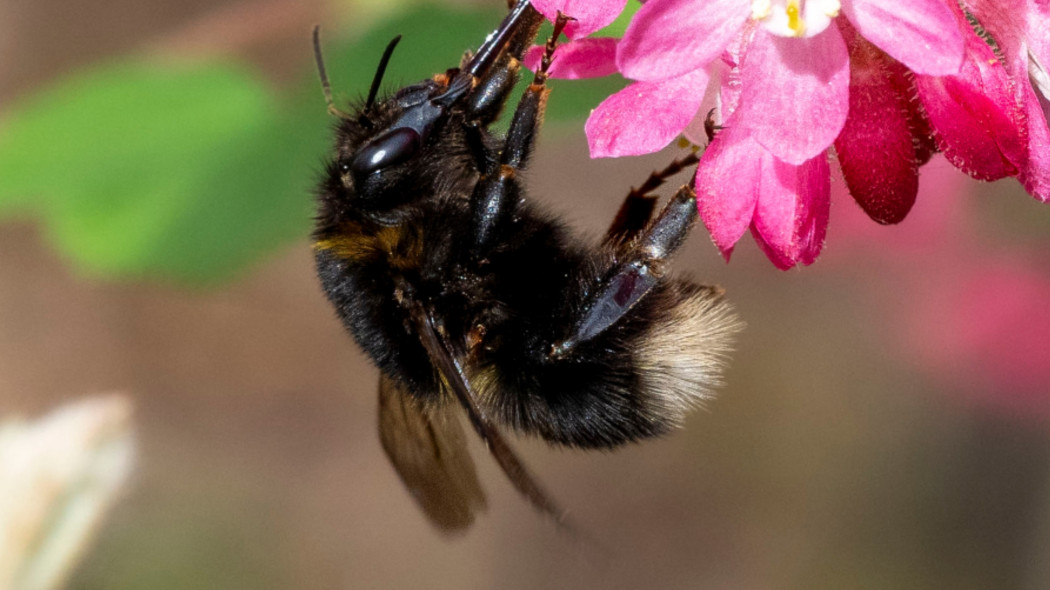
[
  {"left": 312, "top": 1, "right": 742, "bottom": 534},
  {"left": 321, "top": 76, "right": 478, "bottom": 227}
]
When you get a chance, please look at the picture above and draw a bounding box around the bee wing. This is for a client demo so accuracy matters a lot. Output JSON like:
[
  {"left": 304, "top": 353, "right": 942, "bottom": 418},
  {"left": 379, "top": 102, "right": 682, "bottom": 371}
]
[
  {"left": 409, "top": 303, "right": 569, "bottom": 529},
  {"left": 377, "top": 373, "right": 487, "bottom": 533}
]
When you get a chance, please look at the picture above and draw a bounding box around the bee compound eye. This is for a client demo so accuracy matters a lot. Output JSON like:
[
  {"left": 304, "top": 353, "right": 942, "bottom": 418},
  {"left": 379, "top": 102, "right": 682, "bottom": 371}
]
[{"left": 351, "top": 127, "right": 421, "bottom": 175}]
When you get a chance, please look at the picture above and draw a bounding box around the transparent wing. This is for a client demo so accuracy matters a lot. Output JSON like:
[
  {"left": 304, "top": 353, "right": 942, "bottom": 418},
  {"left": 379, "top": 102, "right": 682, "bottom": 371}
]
[
  {"left": 377, "top": 373, "right": 486, "bottom": 533},
  {"left": 409, "top": 303, "right": 569, "bottom": 528}
]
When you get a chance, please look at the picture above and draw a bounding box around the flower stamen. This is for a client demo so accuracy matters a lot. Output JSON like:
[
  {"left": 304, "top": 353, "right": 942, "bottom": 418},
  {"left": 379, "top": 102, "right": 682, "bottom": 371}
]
[
  {"left": 786, "top": 1, "right": 804, "bottom": 36},
  {"left": 752, "top": 0, "right": 840, "bottom": 38}
]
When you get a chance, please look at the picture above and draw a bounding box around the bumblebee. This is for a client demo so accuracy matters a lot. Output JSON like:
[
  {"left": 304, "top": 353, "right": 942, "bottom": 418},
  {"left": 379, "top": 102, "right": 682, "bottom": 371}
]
[{"left": 312, "top": 0, "right": 741, "bottom": 532}]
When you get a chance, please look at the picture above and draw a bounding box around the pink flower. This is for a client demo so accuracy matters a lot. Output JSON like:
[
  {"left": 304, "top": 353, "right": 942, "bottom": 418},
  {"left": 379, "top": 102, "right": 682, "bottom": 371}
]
[
  {"left": 601, "top": 0, "right": 964, "bottom": 160},
  {"left": 693, "top": 99, "right": 832, "bottom": 268},
  {"left": 524, "top": 37, "right": 620, "bottom": 79},
  {"left": 533, "top": 0, "right": 965, "bottom": 268},
  {"left": 912, "top": 2, "right": 1029, "bottom": 184},
  {"left": 832, "top": 19, "right": 938, "bottom": 225},
  {"left": 530, "top": 0, "right": 1050, "bottom": 268},
  {"left": 1026, "top": 1, "right": 1050, "bottom": 199},
  {"left": 911, "top": 0, "right": 1050, "bottom": 201}
]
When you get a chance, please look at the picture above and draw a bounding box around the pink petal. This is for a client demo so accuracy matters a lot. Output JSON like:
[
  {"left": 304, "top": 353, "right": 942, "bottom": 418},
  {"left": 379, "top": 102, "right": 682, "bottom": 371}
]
[
  {"left": 844, "top": 0, "right": 964, "bottom": 75},
  {"left": 682, "top": 56, "right": 733, "bottom": 145},
  {"left": 965, "top": 0, "right": 1050, "bottom": 201},
  {"left": 694, "top": 121, "right": 761, "bottom": 259},
  {"left": 585, "top": 68, "right": 709, "bottom": 158},
  {"left": 680, "top": 87, "right": 722, "bottom": 146},
  {"left": 905, "top": 83, "right": 939, "bottom": 166},
  {"left": 750, "top": 151, "right": 831, "bottom": 269},
  {"left": 715, "top": 29, "right": 749, "bottom": 119},
  {"left": 845, "top": 15, "right": 938, "bottom": 166},
  {"left": 916, "top": 75, "right": 1025, "bottom": 180},
  {"left": 735, "top": 26, "right": 849, "bottom": 165},
  {"left": 913, "top": 6, "right": 1028, "bottom": 181},
  {"left": 833, "top": 22, "right": 918, "bottom": 224},
  {"left": 532, "top": 0, "right": 627, "bottom": 39},
  {"left": 1020, "top": 83, "right": 1050, "bottom": 201},
  {"left": 695, "top": 117, "right": 831, "bottom": 268},
  {"left": 1025, "top": 1, "right": 1050, "bottom": 199},
  {"left": 963, "top": 0, "right": 1028, "bottom": 76},
  {"left": 522, "top": 38, "right": 619, "bottom": 79},
  {"left": 617, "top": 0, "right": 750, "bottom": 82},
  {"left": 749, "top": 230, "right": 796, "bottom": 269},
  {"left": 1031, "top": 1, "right": 1050, "bottom": 71}
]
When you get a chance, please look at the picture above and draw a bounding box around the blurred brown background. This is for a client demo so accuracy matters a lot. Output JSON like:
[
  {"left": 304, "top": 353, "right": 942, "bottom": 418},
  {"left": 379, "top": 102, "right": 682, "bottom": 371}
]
[{"left": 3, "top": 1, "right": 1050, "bottom": 588}]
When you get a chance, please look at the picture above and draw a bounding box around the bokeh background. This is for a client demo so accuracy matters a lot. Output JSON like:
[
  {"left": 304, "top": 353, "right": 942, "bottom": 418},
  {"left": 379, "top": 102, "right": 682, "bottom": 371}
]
[{"left": 2, "top": 0, "right": 1050, "bottom": 588}]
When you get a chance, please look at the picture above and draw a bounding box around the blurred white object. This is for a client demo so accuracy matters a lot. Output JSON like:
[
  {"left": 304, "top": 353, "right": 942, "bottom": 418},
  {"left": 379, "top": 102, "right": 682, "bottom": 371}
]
[{"left": 0, "top": 395, "right": 135, "bottom": 590}]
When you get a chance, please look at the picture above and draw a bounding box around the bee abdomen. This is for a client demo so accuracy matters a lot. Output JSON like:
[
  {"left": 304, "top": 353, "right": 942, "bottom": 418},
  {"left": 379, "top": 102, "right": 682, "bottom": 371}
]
[{"left": 482, "top": 279, "right": 742, "bottom": 449}]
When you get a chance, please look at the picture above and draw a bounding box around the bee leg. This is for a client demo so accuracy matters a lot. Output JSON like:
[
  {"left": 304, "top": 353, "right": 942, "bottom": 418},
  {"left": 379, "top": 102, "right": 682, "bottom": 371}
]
[
  {"left": 464, "top": 57, "right": 524, "bottom": 127},
  {"left": 604, "top": 194, "right": 659, "bottom": 249},
  {"left": 463, "top": 6, "right": 539, "bottom": 128},
  {"left": 704, "top": 108, "right": 723, "bottom": 143},
  {"left": 468, "top": 13, "right": 570, "bottom": 256},
  {"left": 604, "top": 151, "right": 701, "bottom": 247},
  {"left": 462, "top": 47, "right": 529, "bottom": 169},
  {"left": 552, "top": 185, "right": 699, "bottom": 358},
  {"left": 500, "top": 11, "right": 569, "bottom": 169}
]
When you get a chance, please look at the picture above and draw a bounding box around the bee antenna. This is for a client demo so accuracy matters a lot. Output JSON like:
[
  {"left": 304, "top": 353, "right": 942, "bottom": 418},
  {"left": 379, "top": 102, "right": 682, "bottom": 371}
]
[
  {"left": 366, "top": 35, "right": 403, "bottom": 110},
  {"left": 312, "top": 26, "right": 351, "bottom": 119}
]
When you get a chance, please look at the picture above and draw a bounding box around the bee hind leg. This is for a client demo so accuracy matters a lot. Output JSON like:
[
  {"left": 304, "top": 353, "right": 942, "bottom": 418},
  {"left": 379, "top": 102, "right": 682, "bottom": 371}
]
[
  {"left": 604, "top": 151, "right": 701, "bottom": 247},
  {"left": 552, "top": 185, "right": 699, "bottom": 358}
]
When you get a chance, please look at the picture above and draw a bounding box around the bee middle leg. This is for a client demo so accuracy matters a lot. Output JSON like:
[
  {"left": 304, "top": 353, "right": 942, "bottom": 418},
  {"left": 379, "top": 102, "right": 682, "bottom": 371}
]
[{"left": 468, "top": 13, "right": 571, "bottom": 255}]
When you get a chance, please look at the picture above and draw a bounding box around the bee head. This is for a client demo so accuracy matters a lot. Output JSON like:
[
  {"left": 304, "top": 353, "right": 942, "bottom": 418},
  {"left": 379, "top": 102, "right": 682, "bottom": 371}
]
[
  {"left": 313, "top": 1, "right": 540, "bottom": 227},
  {"left": 314, "top": 31, "right": 479, "bottom": 225}
]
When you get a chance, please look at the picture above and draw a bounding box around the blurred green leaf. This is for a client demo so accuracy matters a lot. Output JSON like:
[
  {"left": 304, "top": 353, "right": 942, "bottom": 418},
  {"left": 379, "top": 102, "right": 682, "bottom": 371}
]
[
  {"left": 0, "top": 4, "right": 620, "bottom": 285},
  {"left": 0, "top": 61, "right": 315, "bottom": 283}
]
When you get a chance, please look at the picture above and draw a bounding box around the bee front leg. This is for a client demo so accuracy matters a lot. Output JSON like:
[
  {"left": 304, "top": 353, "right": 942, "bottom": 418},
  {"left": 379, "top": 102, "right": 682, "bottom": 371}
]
[
  {"left": 464, "top": 17, "right": 539, "bottom": 127},
  {"left": 460, "top": 0, "right": 543, "bottom": 127}
]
